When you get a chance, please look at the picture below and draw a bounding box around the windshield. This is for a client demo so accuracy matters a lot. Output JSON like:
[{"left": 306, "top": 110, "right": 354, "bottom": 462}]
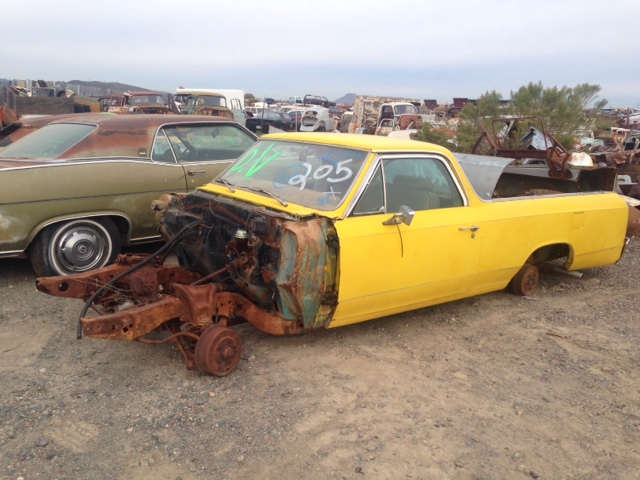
[
  {"left": 219, "top": 140, "right": 369, "bottom": 211},
  {"left": 188, "top": 95, "right": 227, "bottom": 108},
  {"left": 394, "top": 104, "right": 418, "bottom": 115},
  {"left": 130, "top": 95, "right": 163, "bottom": 105},
  {"left": 0, "top": 123, "right": 96, "bottom": 159}
]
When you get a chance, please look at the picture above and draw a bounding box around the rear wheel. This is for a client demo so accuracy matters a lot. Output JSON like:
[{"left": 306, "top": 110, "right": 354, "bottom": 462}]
[
  {"left": 509, "top": 262, "right": 539, "bottom": 296},
  {"left": 30, "top": 218, "right": 121, "bottom": 277}
]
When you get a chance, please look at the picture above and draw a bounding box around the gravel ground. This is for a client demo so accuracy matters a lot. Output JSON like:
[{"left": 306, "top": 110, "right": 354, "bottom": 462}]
[{"left": 1, "top": 239, "right": 639, "bottom": 480}]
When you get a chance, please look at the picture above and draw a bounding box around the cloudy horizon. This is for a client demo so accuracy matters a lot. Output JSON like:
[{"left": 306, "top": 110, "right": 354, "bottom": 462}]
[{"left": 3, "top": 0, "right": 639, "bottom": 108}]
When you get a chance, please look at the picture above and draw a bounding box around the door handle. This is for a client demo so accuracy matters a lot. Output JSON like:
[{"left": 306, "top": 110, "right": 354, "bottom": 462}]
[
  {"left": 187, "top": 169, "right": 207, "bottom": 176},
  {"left": 459, "top": 226, "right": 480, "bottom": 238}
]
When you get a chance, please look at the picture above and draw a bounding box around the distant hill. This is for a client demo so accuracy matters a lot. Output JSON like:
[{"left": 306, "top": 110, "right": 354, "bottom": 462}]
[
  {"left": 334, "top": 93, "right": 356, "bottom": 106},
  {"left": 0, "top": 78, "right": 165, "bottom": 99},
  {"left": 68, "top": 80, "right": 147, "bottom": 91}
]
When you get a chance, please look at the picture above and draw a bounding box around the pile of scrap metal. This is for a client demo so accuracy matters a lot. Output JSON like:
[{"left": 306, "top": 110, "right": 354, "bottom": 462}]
[
  {"left": 0, "top": 84, "right": 101, "bottom": 139},
  {"left": 469, "top": 116, "right": 640, "bottom": 236},
  {"left": 347, "top": 95, "right": 423, "bottom": 135},
  {"left": 588, "top": 124, "right": 640, "bottom": 196}
]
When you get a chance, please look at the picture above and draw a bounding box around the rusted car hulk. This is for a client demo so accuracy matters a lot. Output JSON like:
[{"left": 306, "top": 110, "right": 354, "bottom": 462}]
[
  {"left": 472, "top": 116, "right": 582, "bottom": 176},
  {"left": 36, "top": 133, "right": 628, "bottom": 377},
  {"left": 36, "top": 196, "right": 336, "bottom": 376}
]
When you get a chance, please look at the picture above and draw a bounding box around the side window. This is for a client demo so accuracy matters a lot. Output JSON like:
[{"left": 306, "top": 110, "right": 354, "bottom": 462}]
[
  {"left": 382, "top": 157, "right": 464, "bottom": 213},
  {"left": 157, "top": 124, "right": 256, "bottom": 163},
  {"left": 352, "top": 165, "right": 384, "bottom": 215},
  {"left": 151, "top": 131, "right": 176, "bottom": 163}
]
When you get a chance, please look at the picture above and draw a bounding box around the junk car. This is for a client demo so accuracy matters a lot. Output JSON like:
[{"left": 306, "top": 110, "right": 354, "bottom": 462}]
[
  {"left": 36, "top": 133, "right": 628, "bottom": 377},
  {"left": 245, "top": 111, "right": 294, "bottom": 134},
  {"left": 0, "top": 114, "right": 256, "bottom": 276},
  {"left": 299, "top": 107, "right": 335, "bottom": 132}
]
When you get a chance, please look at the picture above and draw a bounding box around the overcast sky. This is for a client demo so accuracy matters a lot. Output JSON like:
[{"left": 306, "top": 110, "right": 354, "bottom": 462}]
[{"left": 3, "top": 0, "right": 639, "bottom": 108}]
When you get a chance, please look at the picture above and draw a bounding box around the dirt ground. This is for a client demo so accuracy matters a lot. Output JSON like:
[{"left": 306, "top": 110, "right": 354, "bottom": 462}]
[{"left": 1, "top": 240, "right": 639, "bottom": 480}]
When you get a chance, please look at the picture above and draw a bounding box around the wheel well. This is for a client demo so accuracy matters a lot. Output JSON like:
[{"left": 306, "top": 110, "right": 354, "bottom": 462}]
[
  {"left": 107, "top": 216, "right": 132, "bottom": 244},
  {"left": 528, "top": 243, "right": 572, "bottom": 266},
  {"left": 28, "top": 215, "right": 132, "bottom": 252}
]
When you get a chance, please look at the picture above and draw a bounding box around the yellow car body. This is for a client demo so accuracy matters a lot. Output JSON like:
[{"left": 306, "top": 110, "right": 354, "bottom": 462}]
[{"left": 195, "top": 132, "right": 627, "bottom": 328}]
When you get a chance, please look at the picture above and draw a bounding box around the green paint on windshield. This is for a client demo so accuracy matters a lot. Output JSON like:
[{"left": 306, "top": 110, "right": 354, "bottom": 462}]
[{"left": 230, "top": 143, "right": 281, "bottom": 178}]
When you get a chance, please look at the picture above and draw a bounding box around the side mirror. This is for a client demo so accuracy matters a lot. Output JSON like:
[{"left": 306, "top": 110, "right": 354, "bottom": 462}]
[{"left": 383, "top": 205, "right": 415, "bottom": 226}]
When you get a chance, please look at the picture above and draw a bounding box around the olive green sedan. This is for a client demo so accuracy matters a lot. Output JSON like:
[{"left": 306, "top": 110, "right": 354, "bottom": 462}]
[{"left": 0, "top": 114, "right": 256, "bottom": 276}]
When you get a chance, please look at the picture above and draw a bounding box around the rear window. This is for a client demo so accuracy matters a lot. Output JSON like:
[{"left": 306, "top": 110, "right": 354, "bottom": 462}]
[{"left": 0, "top": 123, "right": 96, "bottom": 159}]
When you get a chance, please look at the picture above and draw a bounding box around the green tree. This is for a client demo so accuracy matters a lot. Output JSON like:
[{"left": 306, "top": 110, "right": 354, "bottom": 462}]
[
  {"left": 441, "top": 82, "right": 608, "bottom": 153},
  {"left": 245, "top": 93, "right": 258, "bottom": 106},
  {"left": 414, "top": 123, "right": 457, "bottom": 150},
  {"left": 509, "top": 82, "right": 607, "bottom": 150},
  {"left": 456, "top": 90, "right": 504, "bottom": 152}
]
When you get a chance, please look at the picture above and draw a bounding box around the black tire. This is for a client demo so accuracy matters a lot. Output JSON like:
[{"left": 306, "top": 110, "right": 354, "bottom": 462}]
[
  {"left": 30, "top": 218, "right": 121, "bottom": 277},
  {"left": 509, "top": 262, "right": 539, "bottom": 296}
]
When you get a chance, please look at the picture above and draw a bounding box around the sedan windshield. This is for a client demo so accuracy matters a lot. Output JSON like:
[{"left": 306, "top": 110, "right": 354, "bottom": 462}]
[
  {"left": 0, "top": 123, "right": 96, "bottom": 159},
  {"left": 219, "top": 140, "right": 369, "bottom": 211}
]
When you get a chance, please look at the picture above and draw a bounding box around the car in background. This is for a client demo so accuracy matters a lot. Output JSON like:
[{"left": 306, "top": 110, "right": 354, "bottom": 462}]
[
  {"left": 174, "top": 90, "right": 235, "bottom": 120},
  {"left": 288, "top": 110, "right": 305, "bottom": 131},
  {"left": 299, "top": 106, "right": 335, "bottom": 132},
  {"left": 0, "top": 114, "right": 256, "bottom": 276},
  {"left": 175, "top": 88, "right": 245, "bottom": 123},
  {"left": 245, "top": 111, "right": 294, "bottom": 134},
  {"left": 125, "top": 91, "right": 171, "bottom": 114},
  {"left": 302, "top": 94, "right": 335, "bottom": 108},
  {"left": 99, "top": 92, "right": 172, "bottom": 114}
]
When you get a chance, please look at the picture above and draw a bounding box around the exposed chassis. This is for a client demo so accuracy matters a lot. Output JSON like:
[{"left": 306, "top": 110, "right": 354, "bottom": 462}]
[
  {"left": 36, "top": 253, "right": 308, "bottom": 376},
  {"left": 36, "top": 192, "right": 338, "bottom": 376}
]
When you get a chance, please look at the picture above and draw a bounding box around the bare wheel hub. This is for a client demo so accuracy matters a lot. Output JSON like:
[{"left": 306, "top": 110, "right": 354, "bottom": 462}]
[{"left": 194, "top": 325, "right": 243, "bottom": 376}]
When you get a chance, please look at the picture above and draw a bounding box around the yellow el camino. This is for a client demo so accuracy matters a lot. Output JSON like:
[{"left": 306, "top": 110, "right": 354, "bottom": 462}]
[{"left": 37, "top": 133, "right": 629, "bottom": 376}]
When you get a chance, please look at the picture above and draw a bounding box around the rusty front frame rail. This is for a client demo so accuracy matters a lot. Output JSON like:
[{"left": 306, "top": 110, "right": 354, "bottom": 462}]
[{"left": 36, "top": 254, "right": 307, "bottom": 369}]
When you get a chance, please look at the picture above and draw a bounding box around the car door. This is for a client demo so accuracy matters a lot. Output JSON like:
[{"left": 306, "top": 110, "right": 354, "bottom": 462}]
[
  {"left": 121, "top": 123, "right": 254, "bottom": 241},
  {"left": 155, "top": 123, "right": 256, "bottom": 190},
  {"left": 331, "top": 154, "right": 483, "bottom": 327}
]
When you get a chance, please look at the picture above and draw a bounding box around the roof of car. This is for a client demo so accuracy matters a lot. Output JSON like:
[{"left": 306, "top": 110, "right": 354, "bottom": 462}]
[
  {"left": 174, "top": 90, "right": 226, "bottom": 97},
  {"left": 263, "top": 132, "right": 450, "bottom": 155},
  {"left": 1, "top": 114, "right": 253, "bottom": 163},
  {"left": 125, "top": 91, "right": 164, "bottom": 96},
  {"left": 47, "top": 114, "right": 238, "bottom": 128}
]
